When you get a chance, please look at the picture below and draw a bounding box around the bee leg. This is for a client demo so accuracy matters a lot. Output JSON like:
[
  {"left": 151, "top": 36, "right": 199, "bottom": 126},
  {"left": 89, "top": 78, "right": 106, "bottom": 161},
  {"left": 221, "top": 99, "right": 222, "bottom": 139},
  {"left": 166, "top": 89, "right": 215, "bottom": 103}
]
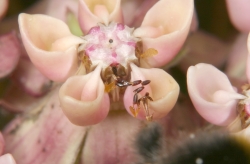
[
  {"left": 129, "top": 105, "right": 140, "bottom": 118},
  {"left": 140, "top": 93, "right": 153, "bottom": 121},
  {"left": 130, "top": 93, "right": 140, "bottom": 117}
]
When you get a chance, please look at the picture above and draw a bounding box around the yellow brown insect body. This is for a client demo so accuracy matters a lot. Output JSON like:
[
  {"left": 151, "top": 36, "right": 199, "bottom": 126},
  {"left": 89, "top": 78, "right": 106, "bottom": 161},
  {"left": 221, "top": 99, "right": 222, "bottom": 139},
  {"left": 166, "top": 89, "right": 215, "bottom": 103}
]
[{"left": 237, "top": 84, "right": 250, "bottom": 129}]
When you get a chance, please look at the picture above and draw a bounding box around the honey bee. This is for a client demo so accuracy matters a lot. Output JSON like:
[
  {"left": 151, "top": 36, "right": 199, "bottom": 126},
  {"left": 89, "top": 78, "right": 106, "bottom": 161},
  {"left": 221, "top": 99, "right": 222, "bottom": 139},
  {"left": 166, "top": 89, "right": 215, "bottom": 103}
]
[{"left": 134, "top": 122, "right": 250, "bottom": 164}]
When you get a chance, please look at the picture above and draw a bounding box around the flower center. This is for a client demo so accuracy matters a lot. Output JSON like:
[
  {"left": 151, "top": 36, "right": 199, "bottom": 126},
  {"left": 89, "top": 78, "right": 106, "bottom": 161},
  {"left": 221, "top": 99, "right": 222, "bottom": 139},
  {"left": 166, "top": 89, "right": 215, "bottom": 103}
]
[
  {"left": 238, "top": 84, "right": 250, "bottom": 129},
  {"left": 77, "top": 23, "right": 155, "bottom": 120},
  {"left": 81, "top": 22, "right": 139, "bottom": 69}
]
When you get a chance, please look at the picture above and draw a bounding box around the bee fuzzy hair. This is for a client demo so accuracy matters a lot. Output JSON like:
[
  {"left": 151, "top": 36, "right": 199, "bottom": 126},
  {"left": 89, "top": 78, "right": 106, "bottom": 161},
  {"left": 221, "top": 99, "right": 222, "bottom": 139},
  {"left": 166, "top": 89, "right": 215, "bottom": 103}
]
[
  {"left": 134, "top": 122, "right": 167, "bottom": 164},
  {"left": 134, "top": 122, "right": 250, "bottom": 164},
  {"left": 167, "top": 132, "right": 250, "bottom": 164}
]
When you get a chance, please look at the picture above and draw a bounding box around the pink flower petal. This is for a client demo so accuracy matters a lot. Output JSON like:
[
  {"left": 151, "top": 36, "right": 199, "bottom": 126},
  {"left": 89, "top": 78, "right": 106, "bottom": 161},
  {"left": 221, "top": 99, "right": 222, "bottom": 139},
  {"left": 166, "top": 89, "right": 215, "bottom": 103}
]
[
  {"left": 121, "top": 0, "right": 158, "bottom": 27},
  {"left": 0, "top": 32, "right": 21, "bottom": 78},
  {"left": 226, "top": 0, "right": 250, "bottom": 32},
  {"left": 18, "top": 13, "right": 83, "bottom": 82},
  {"left": 0, "top": 132, "right": 4, "bottom": 155},
  {"left": 0, "top": 0, "right": 8, "bottom": 20},
  {"left": 247, "top": 55, "right": 250, "bottom": 84},
  {"left": 78, "top": 0, "right": 123, "bottom": 33},
  {"left": 190, "top": 8, "right": 198, "bottom": 32},
  {"left": 0, "top": 83, "right": 40, "bottom": 112},
  {"left": 246, "top": 34, "right": 250, "bottom": 83},
  {"left": 133, "top": 0, "right": 194, "bottom": 68},
  {"left": 81, "top": 111, "right": 140, "bottom": 164},
  {"left": 0, "top": 154, "right": 16, "bottom": 164},
  {"left": 179, "top": 30, "right": 229, "bottom": 72},
  {"left": 161, "top": 94, "right": 208, "bottom": 138},
  {"left": 45, "top": 0, "right": 78, "bottom": 22},
  {"left": 187, "top": 63, "right": 246, "bottom": 126},
  {"left": 3, "top": 88, "right": 86, "bottom": 164},
  {"left": 124, "top": 63, "right": 179, "bottom": 120},
  {"left": 248, "top": 33, "right": 250, "bottom": 53},
  {"left": 59, "top": 65, "right": 110, "bottom": 126},
  {"left": 226, "top": 34, "right": 248, "bottom": 84},
  {"left": 11, "top": 58, "right": 51, "bottom": 97}
]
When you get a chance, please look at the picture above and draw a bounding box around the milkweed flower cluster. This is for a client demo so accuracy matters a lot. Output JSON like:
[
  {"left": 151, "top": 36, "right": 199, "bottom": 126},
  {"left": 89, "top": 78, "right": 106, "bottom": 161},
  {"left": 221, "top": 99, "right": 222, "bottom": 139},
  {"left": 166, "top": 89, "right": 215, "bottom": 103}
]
[
  {"left": 4, "top": 0, "right": 250, "bottom": 163},
  {"left": 0, "top": 1, "right": 195, "bottom": 163},
  {"left": 18, "top": 0, "right": 193, "bottom": 126},
  {"left": 187, "top": 0, "right": 250, "bottom": 137}
]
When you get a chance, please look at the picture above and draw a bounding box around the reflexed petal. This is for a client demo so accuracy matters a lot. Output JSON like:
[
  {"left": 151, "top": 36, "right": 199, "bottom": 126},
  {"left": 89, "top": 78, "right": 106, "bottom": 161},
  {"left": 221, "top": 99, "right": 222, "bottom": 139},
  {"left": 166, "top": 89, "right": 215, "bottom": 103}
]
[
  {"left": 0, "top": 32, "right": 21, "bottom": 78},
  {"left": 121, "top": 0, "right": 158, "bottom": 27},
  {"left": 248, "top": 33, "right": 250, "bottom": 53},
  {"left": 81, "top": 111, "right": 140, "bottom": 163},
  {"left": 18, "top": 13, "right": 83, "bottom": 82},
  {"left": 179, "top": 30, "right": 229, "bottom": 72},
  {"left": 11, "top": 58, "right": 51, "bottom": 97},
  {"left": 78, "top": 0, "right": 123, "bottom": 33},
  {"left": 45, "top": 0, "right": 78, "bottom": 22},
  {"left": 0, "top": 0, "right": 8, "bottom": 20},
  {"left": 0, "top": 154, "right": 16, "bottom": 164},
  {"left": 3, "top": 88, "right": 86, "bottom": 164},
  {"left": 226, "top": 0, "right": 250, "bottom": 32},
  {"left": 190, "top": 8, "right": 198, "bottom": 32},
  {"left": 187, "top": 63, "right": 246, "bottom": 126},
  {"left": 0, "top": 132, "right": 4, "bottom": 155},
  {"left": 0, "top": 84, "right": 39, "bottom": 112},
  {"left": 59, "top": 65, "right": 110, "bottom": 126},
  {"left": 246, "top": 35, "right": 250, "bottom": 82},
  {"left": 226, "top": 34, "right": 248, "bottom": 83},
  {"left": 161, "top": 94, "right": 208, "bottom": 137},
  {"left": 247, "top": 54, "right": 250, "bottom": 84},
  {"left": 124, "top": 63, "right": 179, "bottom": 120},
  {"left": 133, "top": 0, "right": 194, "bottom": 68},
  {"left": 247, "top": 34, "right": 250, "bottom": 82}
]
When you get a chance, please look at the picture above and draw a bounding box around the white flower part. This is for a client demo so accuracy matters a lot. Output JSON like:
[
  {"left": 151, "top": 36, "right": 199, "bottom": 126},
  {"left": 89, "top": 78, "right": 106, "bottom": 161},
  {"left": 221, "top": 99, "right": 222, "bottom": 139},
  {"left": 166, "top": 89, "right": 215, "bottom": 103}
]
[
  {"left": 82, "top": 22, "right": 139, "bottom": 68},
  {"left": 241, "top": 89, "right": 250, "bottom": 116}
]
